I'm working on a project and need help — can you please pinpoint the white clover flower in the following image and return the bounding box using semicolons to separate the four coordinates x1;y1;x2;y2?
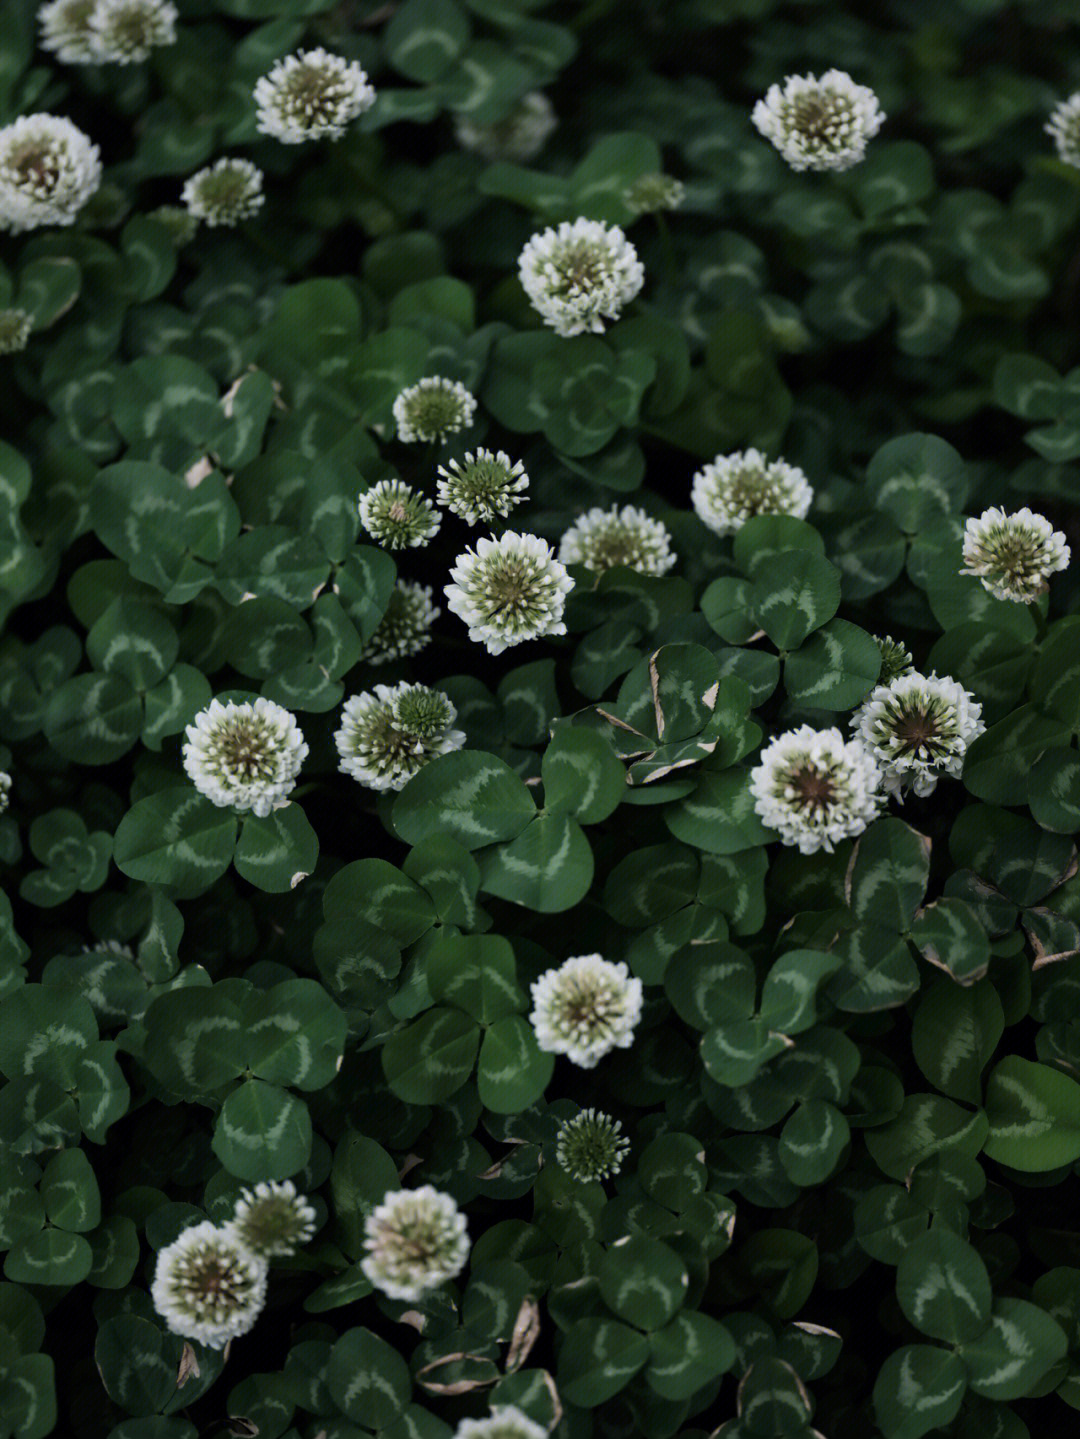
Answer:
529;955;643;1069
151;1220;268;1351
752;70;885;172
873;634;915;684
960;506;1070;604
86;0;177;63
555;1109;630;1182
622;172;685;215
690;448;813;537
181;158;264;227
445;531;574;655
392;377;477;444
518;218;644;338
182;697;308;818
361;1185;470;1302
0;115;102;233
358;479;441;549
454;91;557;163
558;504;676;576
1047;93;1080;168
226;1180;317;1258
335;683;466;792
0;772;10;813
435;448;529;526
852;671;985;799
254;48;376;144
453;1408;549;1439
360;580;440;665
0;310;33;355
38;0;99;62
750;725;884;855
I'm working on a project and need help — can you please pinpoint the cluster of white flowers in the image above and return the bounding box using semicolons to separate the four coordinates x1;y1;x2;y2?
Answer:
335;683;466;792
360;580;440;665
39;0;177;65
0;114;102;233
518;218;644;337
530;954;643;1069
436;449;530;525
752;69;885;171
691;448;813;537
750;725;883;854
182;697;308;818
960;506;1070;603
181;158;264;228
452;1409;549;1439
358;479;441;549
0;772;10;814
1047;92;1080;168
361;1186;470;1302
254;48;376;143
558;504;677;576
152;1182;315;1350
393;377;477;444
445;531;574;655
852;671;985;798
454;91;557;163
0;311;33;355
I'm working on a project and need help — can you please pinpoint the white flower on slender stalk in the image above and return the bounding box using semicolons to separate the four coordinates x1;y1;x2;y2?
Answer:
691;448;813;537
752;70;885;172
454;91;557;163
558;504;676;576
38;0;99;62
254;48;376;144
555;1109;630;1182
0;310;33;354
392;377;477;444
435;449;529;526
86;0;177;63
0;115;102;233
361;1186;470;1302
852;671;985;799
750;725;883;855
181;158;264;227
0;772;10;813
453;1408;550;1439
529;955;643;1069
335;683;466;792
622;172;685;215
226;1180;317;1259
360;580;440;665
518;218;644;337
151;1220;268;1351
960;506;1070;604
1047;93;1080;168
182;697;307;818
358;479;441;549
445;531;574;655
873;634;915;684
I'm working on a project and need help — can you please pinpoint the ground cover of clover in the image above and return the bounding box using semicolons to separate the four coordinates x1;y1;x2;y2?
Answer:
4;1;1080;1438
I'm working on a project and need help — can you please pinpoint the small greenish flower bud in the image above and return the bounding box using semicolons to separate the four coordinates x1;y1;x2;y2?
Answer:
182;158;264;228
0;310;33;354
556;1109;630;1181
873;635;914;684
622;172;685;215
360;580;439;665
227;1180;317;1258
436;449;529;526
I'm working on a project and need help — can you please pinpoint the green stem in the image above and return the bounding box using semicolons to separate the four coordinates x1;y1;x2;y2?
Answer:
654;212;677;290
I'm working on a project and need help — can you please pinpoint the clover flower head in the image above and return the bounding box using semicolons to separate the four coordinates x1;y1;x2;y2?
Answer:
445;531;574;655
960;506;1070;603
454;91;557;163
0;114;102;233
1047;92;1080;168
149;204;199;244
87;0;177;63
254;48;376;143
873;634;915;684
182;697;307;818
335;683;465;792
392;377;477;444
852;671;985;799
361;1185;470;1302
358;479;441;549
181;158;264;227
556;1109;630;1182
452;1407;550;1439
151;1220;268;1350
436;448;529;525
0;310;33;355
558;504;676;576
752;69;885;172
518;217;644;337
0;772;10;813
360;580;440;665
226;1179;317;1258
38;0;99;62
750;725;884;854
529;955;643;1069
691;448;813;537
622;172;685;215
